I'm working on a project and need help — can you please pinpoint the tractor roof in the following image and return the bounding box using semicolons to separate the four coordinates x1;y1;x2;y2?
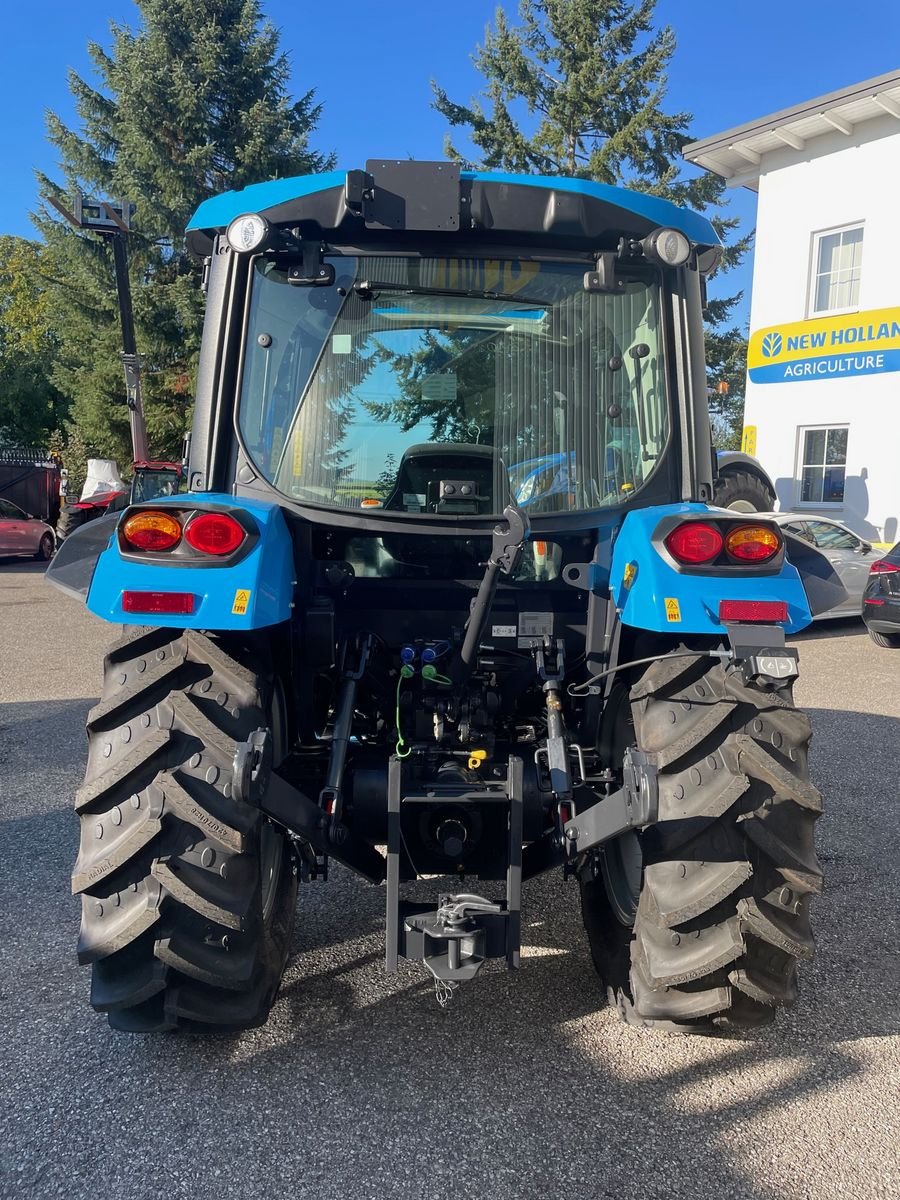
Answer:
186;166;718;257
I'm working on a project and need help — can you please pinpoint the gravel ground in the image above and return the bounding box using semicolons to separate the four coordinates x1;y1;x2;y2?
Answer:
0;561;897;1200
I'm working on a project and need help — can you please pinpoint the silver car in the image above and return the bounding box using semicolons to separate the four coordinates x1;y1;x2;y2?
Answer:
0;498;56;561
771;512;882;618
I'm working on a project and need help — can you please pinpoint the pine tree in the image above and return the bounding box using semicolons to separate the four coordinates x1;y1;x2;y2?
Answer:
432;0;750;441
34;0;332;464
0;237;65;446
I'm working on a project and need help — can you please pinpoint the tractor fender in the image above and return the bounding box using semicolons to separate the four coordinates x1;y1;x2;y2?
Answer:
609;503;814;635
46;494;294;630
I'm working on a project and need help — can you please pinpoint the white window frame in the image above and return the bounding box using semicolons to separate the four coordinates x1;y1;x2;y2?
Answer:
807;223;864;318
795;424;849;509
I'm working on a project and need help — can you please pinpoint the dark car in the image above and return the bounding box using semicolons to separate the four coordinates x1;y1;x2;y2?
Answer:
862;542;900;647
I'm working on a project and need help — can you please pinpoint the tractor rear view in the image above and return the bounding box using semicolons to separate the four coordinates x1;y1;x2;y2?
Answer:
49;163;822;1034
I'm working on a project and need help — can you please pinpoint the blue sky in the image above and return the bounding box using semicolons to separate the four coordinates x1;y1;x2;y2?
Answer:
2;0;899;327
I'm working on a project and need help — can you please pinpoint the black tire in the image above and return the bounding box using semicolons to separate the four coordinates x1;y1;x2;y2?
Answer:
72;627;298;1032
867;627;900;648
34;532;54;561
712;469;776;513
56;504;95;543
580;648;822;1032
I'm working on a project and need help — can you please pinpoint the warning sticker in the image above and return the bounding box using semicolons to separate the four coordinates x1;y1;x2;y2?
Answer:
664;597;681;623
232;589;252;616
491;624;517;638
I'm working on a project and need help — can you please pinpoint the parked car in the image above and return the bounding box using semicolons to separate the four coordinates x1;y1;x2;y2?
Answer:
862;541;900;647
768;513;882;619
0;498;56;560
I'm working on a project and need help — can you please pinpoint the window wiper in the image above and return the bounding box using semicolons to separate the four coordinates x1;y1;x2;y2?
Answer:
353;279;553;306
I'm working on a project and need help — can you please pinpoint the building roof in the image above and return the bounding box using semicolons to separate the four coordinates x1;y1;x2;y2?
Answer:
684;69;900;190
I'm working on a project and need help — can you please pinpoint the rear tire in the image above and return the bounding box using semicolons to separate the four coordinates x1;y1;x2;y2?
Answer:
867;628;900;648
580;648;822;1033
72;627;298;1032
712;469;775;513
56;504;95;543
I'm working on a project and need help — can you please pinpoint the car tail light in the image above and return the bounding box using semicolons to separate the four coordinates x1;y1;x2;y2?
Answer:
869;560;900;575
121;510;182;551
183;512;245;556
122;590;195;615
719;600;788;623
724;524;781;563
665;522;724;564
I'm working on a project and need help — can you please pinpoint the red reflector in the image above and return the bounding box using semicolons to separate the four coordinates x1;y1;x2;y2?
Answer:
122;591;195;615
719;600;788;623
869;560;900;574
665;522;724;564
184;512;245;556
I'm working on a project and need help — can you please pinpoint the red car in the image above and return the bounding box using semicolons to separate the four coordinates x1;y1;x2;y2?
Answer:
0;498;56;560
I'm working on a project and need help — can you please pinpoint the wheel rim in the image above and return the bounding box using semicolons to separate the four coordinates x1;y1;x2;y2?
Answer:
260;678;287;923
259;819;282;922
41;535;52;557
600;831;643;926
725;499;757;513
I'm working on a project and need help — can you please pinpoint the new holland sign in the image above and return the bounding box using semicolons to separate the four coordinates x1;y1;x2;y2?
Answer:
748;306;900;384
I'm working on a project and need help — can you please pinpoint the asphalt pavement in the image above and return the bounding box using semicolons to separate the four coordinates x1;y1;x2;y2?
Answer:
0;561;898;1200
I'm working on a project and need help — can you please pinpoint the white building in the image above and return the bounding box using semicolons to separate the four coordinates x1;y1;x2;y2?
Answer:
685;70;900;545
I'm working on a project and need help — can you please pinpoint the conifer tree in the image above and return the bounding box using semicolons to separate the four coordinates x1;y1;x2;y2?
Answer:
433;0;750;437
0;236;65;446
34;0;332;464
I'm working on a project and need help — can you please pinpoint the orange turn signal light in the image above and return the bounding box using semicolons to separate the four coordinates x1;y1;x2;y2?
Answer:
121;510;182;552
724;524;781;563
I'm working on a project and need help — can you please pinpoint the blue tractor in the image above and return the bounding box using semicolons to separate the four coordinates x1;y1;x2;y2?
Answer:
50;163;822;1034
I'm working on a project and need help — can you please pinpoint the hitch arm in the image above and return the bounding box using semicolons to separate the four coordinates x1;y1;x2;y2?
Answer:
522;748;658;879
453;503;529;686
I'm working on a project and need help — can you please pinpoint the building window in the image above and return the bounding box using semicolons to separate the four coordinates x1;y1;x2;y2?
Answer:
797;426;847;504
808;224;863;315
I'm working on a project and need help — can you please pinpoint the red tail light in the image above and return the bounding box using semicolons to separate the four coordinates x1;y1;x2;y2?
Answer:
869;559;900;575
122;591;195;615
183;512;245;556
665;522;724;564
719;600;788;623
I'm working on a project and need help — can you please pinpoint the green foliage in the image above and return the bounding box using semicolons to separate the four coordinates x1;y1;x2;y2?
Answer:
374;452;398;499
433;0;752;445
35;0;332;466
705;324;748;450
48;424;91;498
0;237;66;446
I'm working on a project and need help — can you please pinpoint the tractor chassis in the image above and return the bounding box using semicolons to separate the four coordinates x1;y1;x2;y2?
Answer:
236;725;661;988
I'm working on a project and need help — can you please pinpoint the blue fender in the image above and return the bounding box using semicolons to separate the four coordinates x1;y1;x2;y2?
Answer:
609;503;813;635
83;494;294;630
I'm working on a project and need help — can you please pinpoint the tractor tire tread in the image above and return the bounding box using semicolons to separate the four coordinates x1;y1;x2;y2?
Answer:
73;628;297;1032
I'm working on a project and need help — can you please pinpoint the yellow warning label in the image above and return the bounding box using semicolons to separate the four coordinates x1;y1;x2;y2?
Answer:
664;597;681;623
741;424;758;456
232;589;252;616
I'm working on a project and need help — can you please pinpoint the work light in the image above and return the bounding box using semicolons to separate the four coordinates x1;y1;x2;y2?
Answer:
226;212;271;253
642;226;691;267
